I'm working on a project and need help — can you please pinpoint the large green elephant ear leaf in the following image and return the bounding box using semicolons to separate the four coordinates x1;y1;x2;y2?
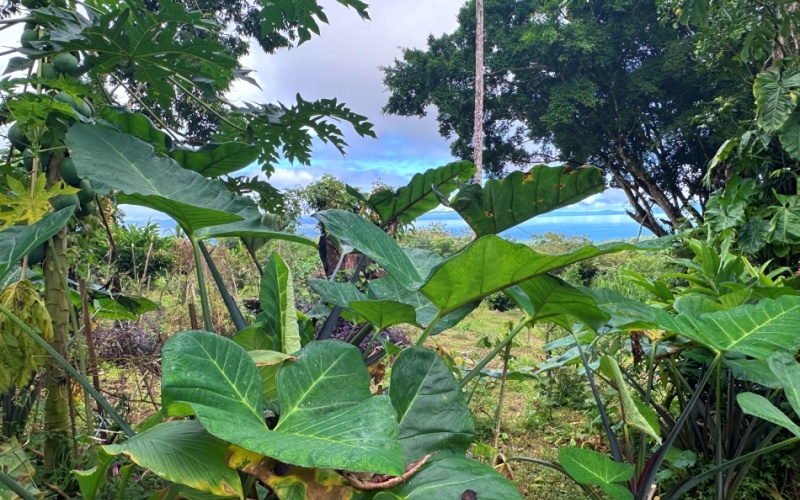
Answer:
389;347;475;464
0;207;74;282
449;164;605;237
658;295;800;359
98;106;174;154
558;447;634;500
506;274;610;330
314;210;425;289
259;253;301;354
170;142;259;178
103;420;243;498
365;161;475;226
373;458;524;500
161;331;404;476
421;236;674;316
65;123;310;246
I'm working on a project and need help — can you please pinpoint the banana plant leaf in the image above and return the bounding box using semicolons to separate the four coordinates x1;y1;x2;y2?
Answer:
360;161;475;226
65;123;310;245
103;420;243;498
0;207;74;282
449;164;605;237
161;331;405;476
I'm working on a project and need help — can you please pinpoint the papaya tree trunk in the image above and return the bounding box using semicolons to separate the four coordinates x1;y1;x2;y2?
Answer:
42;154;72;475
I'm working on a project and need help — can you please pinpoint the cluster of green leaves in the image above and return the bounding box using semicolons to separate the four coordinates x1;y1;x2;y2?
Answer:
530;238;800;499
382;0;727;236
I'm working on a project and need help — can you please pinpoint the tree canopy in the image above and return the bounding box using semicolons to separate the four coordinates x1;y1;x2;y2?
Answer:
382;0;733;236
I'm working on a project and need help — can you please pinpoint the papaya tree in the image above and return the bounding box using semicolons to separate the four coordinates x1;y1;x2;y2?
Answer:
0;0;380;478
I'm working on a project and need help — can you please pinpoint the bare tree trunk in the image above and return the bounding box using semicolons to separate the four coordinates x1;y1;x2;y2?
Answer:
43;154;72;475
473;0;485;185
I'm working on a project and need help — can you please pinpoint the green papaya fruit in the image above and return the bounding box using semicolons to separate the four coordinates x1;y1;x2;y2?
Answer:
77;178;94;204
59;157;80;185
40;63;57;80
27;243;46;265
77;200;96;218
8;124;30;151
22;150;34;171
20;29;38;49
53;53;78;75
51;193;79;211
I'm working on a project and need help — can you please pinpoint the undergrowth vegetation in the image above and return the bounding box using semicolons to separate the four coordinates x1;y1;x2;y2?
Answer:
1;0;800;499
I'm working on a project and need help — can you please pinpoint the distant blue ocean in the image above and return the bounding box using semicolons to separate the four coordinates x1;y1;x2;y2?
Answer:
297;210;653;242
129;208;653;243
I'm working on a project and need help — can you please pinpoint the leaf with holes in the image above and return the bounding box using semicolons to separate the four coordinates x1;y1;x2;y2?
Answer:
365;161;475;226
449;165;604;237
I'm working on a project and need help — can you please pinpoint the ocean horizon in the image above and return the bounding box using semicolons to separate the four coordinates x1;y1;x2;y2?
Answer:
125;207;654;243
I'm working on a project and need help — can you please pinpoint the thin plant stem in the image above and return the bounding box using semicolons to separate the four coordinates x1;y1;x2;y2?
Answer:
190;238;213;332
572;332;623;464
0;471;37;500
459;318;531;389
492;342;512;450
415;315;442;346
715;360;723;500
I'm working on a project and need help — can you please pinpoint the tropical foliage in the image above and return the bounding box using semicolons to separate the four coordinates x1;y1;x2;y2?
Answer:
1;0;800;498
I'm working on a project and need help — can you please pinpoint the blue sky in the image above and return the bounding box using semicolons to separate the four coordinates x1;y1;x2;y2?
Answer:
221;0;631;214
1;0;632;224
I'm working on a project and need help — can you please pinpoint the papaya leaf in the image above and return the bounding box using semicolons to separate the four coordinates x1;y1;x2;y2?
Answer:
389;347;475;464
373;457;523;500
260;253;301;355
366;161;475;225
161;332;404;475
0;207;73;282
449;164;604;237
737;393;800;437
103;420;243;498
